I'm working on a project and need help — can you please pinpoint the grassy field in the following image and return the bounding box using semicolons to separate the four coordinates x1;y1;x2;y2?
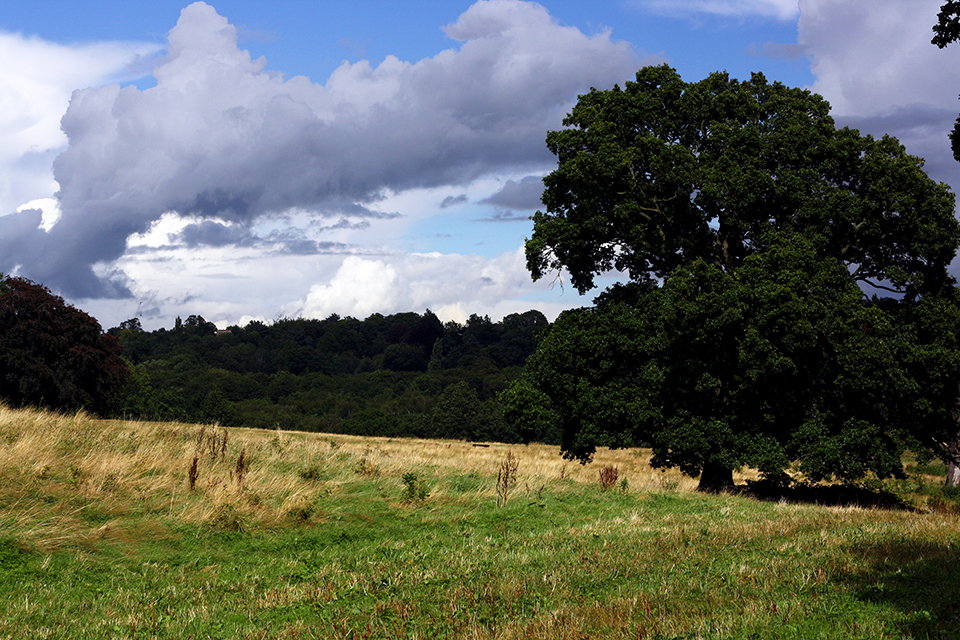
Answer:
1;405;959;639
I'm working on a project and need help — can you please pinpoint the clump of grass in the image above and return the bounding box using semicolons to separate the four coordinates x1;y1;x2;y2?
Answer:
282;494;316;522
497;451;519;507
234;446;247;490
598;465;619;490
188;455;199;492
299;462;325;481
99;472;120;493
355;448;379;476
909;461;948;476
206;503;245;532
524;481;545;502
927;495;960;514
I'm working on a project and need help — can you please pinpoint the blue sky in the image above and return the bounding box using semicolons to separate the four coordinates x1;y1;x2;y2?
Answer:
2;2;811;87
0;1;958;329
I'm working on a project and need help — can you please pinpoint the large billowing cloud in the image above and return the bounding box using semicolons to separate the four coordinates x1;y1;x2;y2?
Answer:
0;0;644;301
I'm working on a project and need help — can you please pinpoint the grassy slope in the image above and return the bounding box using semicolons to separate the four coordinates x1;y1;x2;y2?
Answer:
0;405;958;639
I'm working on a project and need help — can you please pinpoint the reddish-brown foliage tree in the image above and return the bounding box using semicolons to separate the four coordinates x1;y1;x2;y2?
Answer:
0;276;129;414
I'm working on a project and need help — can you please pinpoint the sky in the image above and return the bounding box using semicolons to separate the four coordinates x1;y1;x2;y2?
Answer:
1;0;959;330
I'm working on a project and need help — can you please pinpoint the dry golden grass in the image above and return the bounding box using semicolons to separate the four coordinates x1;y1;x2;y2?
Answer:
0;403;720;551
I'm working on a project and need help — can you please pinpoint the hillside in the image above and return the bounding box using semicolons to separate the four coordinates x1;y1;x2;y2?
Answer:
1;405;958;638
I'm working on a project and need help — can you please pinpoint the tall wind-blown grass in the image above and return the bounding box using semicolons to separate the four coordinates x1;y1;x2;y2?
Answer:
2;403;959;639
0;403;707;551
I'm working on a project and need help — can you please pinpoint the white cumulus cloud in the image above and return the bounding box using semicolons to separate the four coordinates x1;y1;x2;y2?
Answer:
286;248;537;322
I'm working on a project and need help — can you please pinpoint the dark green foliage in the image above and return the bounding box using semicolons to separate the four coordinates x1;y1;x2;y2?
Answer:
400;471;429;502
499;378;561;445
932;3;960;161
893;289;960;474
517;66;960;489
110;309;539;442
933;1;960;47
0;276;129;414
527;65;958;298
430;381;517;442
382;343;429;372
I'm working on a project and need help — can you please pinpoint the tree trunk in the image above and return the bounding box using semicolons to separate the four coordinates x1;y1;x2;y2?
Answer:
697;461;735;493
947;440;960;488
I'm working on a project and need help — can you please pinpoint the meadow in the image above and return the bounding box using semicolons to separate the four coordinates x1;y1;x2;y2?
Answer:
0;404;958;639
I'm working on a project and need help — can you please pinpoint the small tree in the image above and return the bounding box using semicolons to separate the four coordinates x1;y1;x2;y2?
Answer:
0;276;129;414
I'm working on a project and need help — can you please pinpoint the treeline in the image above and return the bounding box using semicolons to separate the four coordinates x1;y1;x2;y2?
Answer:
109;310;555;443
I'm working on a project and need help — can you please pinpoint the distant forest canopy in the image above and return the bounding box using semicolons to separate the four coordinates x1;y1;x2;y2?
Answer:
107;309;557;444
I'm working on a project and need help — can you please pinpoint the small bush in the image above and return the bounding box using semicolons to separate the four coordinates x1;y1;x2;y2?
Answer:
401;472;429;503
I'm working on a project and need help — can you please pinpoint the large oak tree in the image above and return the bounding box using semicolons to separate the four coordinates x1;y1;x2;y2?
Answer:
515;66;960;491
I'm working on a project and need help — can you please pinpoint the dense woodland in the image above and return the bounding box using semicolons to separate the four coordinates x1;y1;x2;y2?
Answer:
107;310;554;444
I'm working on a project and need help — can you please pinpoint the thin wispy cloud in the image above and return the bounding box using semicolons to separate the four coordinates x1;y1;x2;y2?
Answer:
747;41;808;60
631;0;799;21
474;210;530;223
479;176;544;210
439;194;469;209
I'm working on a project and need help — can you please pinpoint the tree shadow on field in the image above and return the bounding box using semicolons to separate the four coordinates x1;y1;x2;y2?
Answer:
833;539;960;639
744;478;915;510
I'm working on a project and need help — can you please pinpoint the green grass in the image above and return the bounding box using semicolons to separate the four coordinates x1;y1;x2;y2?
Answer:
1;406;960;639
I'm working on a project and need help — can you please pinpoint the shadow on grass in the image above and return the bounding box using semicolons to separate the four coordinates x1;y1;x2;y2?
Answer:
835;539;960;639
743;478;916;511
